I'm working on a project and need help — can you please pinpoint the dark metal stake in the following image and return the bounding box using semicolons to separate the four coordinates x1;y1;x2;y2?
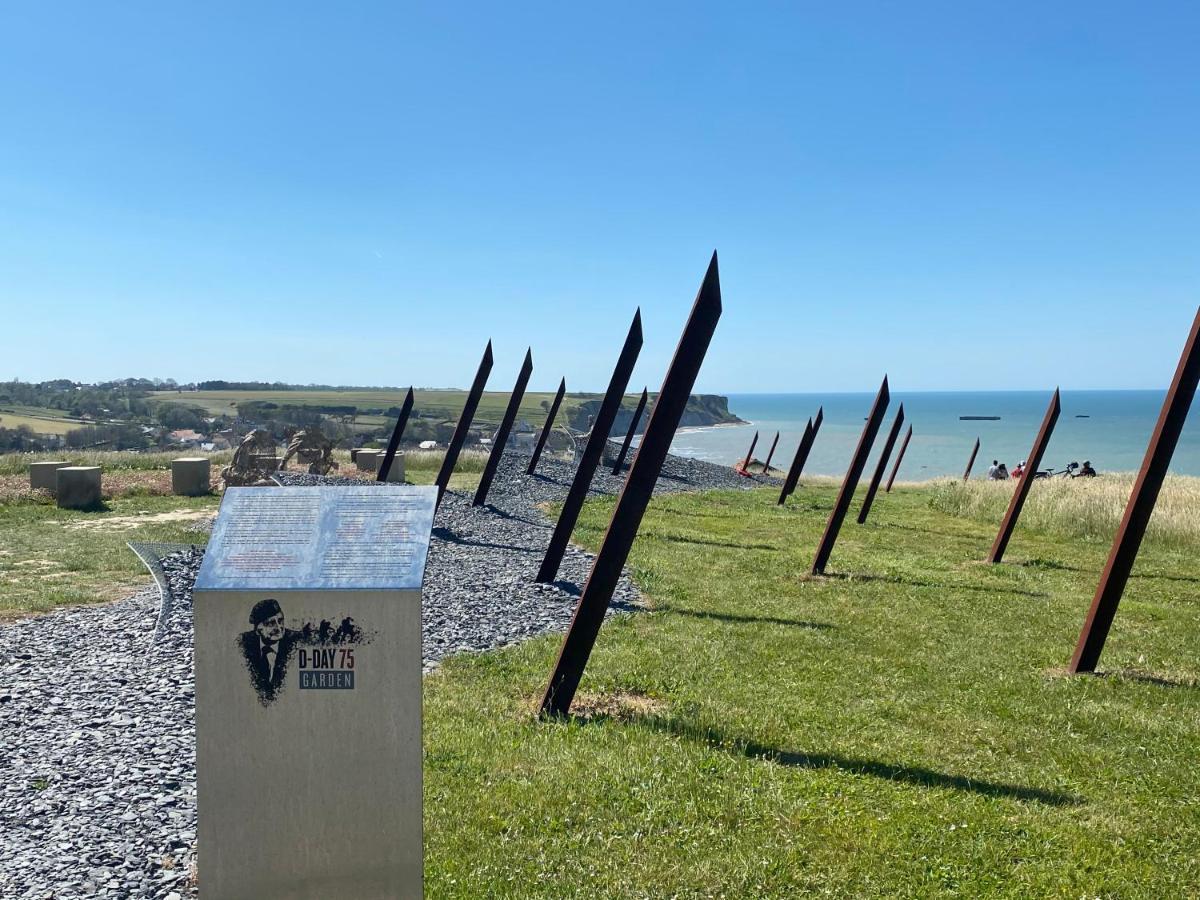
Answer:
376;387;413;483
612;387;649;475
434;341;494;506
739;431;759;475
885;424;913;493
1069;307;1200;673
761;431;780;474
987;389;1061;563
811;377;890;574
527;377;566;475
964;437;981;481
535;311;643;584
778;407;824;505
540;252;722;718
474;348;533;506
857;404;905;524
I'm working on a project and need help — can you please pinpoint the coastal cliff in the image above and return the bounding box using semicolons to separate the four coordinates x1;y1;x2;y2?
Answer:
566;393;744;435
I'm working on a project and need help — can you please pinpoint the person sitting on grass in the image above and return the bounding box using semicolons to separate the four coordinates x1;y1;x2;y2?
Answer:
1079;460;1097;477
1011;459;1026;479
994;462;1010;480
987;459;1000;479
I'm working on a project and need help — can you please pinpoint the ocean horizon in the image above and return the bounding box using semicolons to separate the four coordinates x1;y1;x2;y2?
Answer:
668;390;1200;480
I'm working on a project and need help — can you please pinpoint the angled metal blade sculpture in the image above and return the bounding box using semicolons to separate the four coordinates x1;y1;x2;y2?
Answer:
761;431;780;475
474;348;534;507
987;389;1061;563
540;252;722;717
527;377;566;475
739;431;759;475
779;407;823;504
434;341;493;506
964;437;981;481
535;311;643;584
857;404;905;524
612;387;649;475
376;387;414;483
1070;307;1200;673
811;377;889;574
885;424;913;493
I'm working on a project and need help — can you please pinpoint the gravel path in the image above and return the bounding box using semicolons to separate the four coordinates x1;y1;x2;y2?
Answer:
0;449;775;897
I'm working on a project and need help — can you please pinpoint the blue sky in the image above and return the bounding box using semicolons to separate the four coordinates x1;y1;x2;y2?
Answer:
1;2;1197;393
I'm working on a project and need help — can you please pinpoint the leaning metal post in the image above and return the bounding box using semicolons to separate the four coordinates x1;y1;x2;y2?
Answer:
811;377;890;574
535;311;643;584
474;348;534;507
761;431;780;474
527;377;566;475
1069;307;1200;673
885;424;913;493
857;404;905;524
434;341;494;506
540;252;722;718
779;407;824;504
963;437;981;481
987;389;1061;563
612;387;649;475
739;431;759;475
377;387;414;483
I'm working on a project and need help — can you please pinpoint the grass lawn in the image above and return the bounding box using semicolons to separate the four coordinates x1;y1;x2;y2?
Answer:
423;482;1200;897
0;493;220;616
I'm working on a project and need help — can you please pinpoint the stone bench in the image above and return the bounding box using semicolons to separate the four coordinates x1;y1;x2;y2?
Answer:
56;466;102;510
378;452;405;483
30;460;69;492
172;457;212;496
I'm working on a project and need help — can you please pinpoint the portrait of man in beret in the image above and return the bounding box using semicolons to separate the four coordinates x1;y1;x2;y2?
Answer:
238;598;300;706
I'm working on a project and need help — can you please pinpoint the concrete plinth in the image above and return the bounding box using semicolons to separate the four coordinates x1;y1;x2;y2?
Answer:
379;452;405;483
350;448;366;463
172;457;212;496
356;450;381;472
56;466;102;510
30;461;69;492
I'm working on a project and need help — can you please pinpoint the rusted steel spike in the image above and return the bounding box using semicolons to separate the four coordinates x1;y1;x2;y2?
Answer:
376;386;414;482
739;431;759;475
474;348;534;507
778;419;812;505
987;389;1061;563
761;431;780;474
811;377;890;574
540;252;722;718
784;407;823;501
612;387;649;475
535;311;643;584
527;377;566;475
963;437;981;481
1070;307;1200;673
857;404;905;524
885;424;913;493
434;341;494;506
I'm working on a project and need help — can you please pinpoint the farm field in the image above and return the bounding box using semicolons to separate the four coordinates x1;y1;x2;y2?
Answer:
0;409;90;435
152;388;646;428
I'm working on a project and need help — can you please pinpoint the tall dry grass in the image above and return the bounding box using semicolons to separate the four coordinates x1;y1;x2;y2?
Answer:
928;474;1200;550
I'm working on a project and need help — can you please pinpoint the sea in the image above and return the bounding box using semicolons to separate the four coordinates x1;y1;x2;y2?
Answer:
668;391;1200;480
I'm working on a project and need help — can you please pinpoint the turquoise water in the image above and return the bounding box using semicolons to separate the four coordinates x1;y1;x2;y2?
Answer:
669;391;1200;480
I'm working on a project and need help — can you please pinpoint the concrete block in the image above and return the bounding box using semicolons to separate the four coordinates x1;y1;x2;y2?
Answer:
172;457;212;496
30;461;69;492
56;466;102;510
380;452;405;482
356;450;381;473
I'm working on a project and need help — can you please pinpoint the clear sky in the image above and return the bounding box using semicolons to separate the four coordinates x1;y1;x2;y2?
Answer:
1;2;1197;394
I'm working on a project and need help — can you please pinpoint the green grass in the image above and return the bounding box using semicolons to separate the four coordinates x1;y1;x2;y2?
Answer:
423;482;1200;897
0;492;219;616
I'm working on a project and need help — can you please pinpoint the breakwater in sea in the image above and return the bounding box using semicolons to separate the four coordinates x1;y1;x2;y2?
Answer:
670;391;1200;480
